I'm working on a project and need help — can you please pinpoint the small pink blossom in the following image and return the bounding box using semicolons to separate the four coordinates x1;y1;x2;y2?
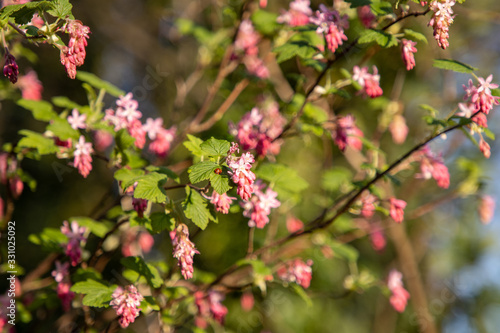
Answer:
16;70;42;100
9;176;23;199
93;130;113;151
277;0;312;27
332;114;364;152
170;224;199;279
389;114;409;144
60;20;90;79
357;5;376;28
148;126;176;158
463;75;500;115
309;4;349;53
61;220;87;266
286;215;304;233
3;51;18;84
389;197;406;224
277;258;313;289
51;260;70;283
67;109;87;130
57;281;75;311
479;137;491;159
210;192;236;214
122;228;154;257
227;149;256;201
401;39;417;71
110;285;143;328
478;195;495;225
143;117;164;140
360;192;377;218
128;119;147;149
352;65;383;98
241;291;254;312
242;182;280;229
132;198;148;218
194;291;228;328
370;226;386;252
234;20;269;78
415;146;450;189
72;135;93;178
387;270;410;312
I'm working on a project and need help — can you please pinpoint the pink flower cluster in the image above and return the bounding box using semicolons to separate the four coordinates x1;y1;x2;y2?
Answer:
310;4;349;53
72;135;93;178
277;0;312;26
122;228;154;257
415;146;450;189
387;270;410;312
16;70;43;100
231;102;286;157
51;261;75;311
389;197;406;224
3;51;19;84
428;0;455;49
209;192;236;214
194;291;228;329
234;20;269;79
110;285;143;328
389;114;409;144
241;181;280;229
60;20;90;79
0;153;24;200
227;144;256;201
478;195;495;225
60;220;87;266
170;224;199;279
332;114;364;152
357;5;376;28
360;192;377;218
143;117;176;158
276;258;313;289
401;39;417;71
352;65;383;98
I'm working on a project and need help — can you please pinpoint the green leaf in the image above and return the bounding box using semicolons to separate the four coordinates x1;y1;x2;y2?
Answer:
403;29;428;44
133;172;168;204
47;0;73;18
115;129;135;151
17;130;58;155
17;99;58;122
322;167;352;192
51;96;84;110
0;2;54;25
256;164;308;198
200;137;230;157
483;128;495;140
25;25;39;37
141;296;160;311
145;166;180;183
345;0;372;7
291;284;313;306
150;212;172;233
70;217;113;238
183;186;213;230
358;29;398;48
28;227;66;252
188;161;219;184
120;257;163;289
71;280;114;308
274;41;319;63
46;117;80;140
114;168;145;189
75;71;125;97
184;134;205;157
251;10;279;35
210;172;231;195
433;59;478;73
370;1;393;15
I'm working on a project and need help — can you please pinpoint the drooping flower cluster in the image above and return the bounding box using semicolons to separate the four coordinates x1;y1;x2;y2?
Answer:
241;181;280;229
428;0;455;49
122;228;155;257
231;101;286;157
143;117;176;158
331;114;364;152
194;291;228;329
170;223;199;280
60;220;87;266
352;65;383;98
401;39;417;71
209;192;236;214
16;69;43;100
51;260;75;311
387;270;410;313
277;0;312;26
389;197;406;224
234;20;269;79
478;195;495;225
72;135;93;178
3;51;19;84
60;19;90;79
0;153;24;200
415;146;450;189
276;258;313;289
357;5;376;28
110;285;143;328
309;4;349;53
226;143;256;201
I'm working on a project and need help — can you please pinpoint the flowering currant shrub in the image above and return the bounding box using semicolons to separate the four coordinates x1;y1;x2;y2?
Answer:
0;0;498;332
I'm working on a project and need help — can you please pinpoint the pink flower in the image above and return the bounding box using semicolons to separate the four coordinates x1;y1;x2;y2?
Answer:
61;220;87;266
93;130;113;151
332;114;364;152
387;270;410;312
132;198;148;218
277;258;313;289
3;51;18;84
389;114;409;144
360;192;377;218
479;137;491;159
234;20;269;78
110;285;143;328
227;149;256;201
57;281;75;311
478;195;495;225
170;224;199;279
352;65;383;98
277;0;312;27
116;93;142;122
60;20;90;79
357;5;376;28
309;4;349;53
127;119;147;149
241;292;254;312
428;0;455;49
210;192;236;214
72;135;93;178
194;291;228;328
9;176;23;199
416;146;450;189
401;39;417;71
286;215;304;233
242;182;280;229
143;117;164;140
67;109;87;130
51;260;70;283
148;126;176;158
389;197;406;223
16;70;43;100
122;228;154;257
463;75;500;115
370;226;386;252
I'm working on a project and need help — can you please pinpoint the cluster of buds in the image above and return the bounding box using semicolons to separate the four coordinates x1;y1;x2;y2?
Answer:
331;114;364;152
194;291;228;328
110;285;143;328
428;0;455;49
389;197;407;224
387;270;410;312
208;192;236;215
60;220;87;266
309;4;349;53
230;100;286;157
226;143;256;201
415;146;450;189
234;20;269;79
241;181;281;229
276;258;313;289
72;135;94;178
401;39;418;71
170;223;199;279
352;65;383;98
0;153;24;201
51;261;75;311
60;19;90;79
3;50;18;84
